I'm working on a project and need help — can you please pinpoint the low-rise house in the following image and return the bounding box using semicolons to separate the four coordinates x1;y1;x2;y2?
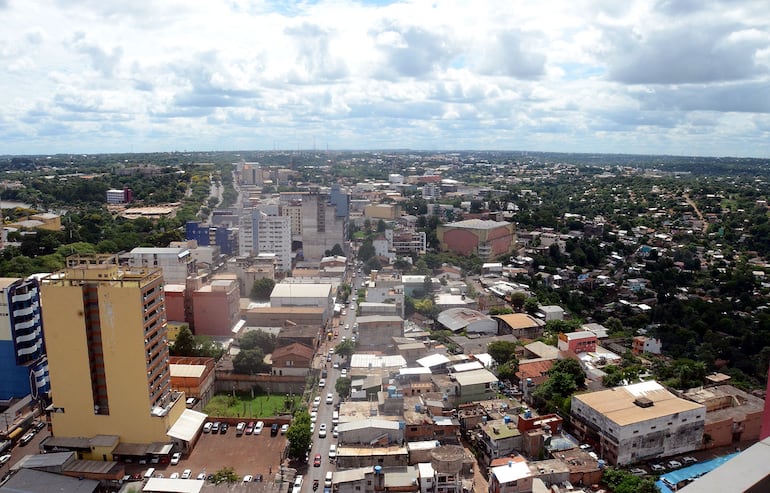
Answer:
682;385;765;449
488;456;534;493
479;417;522;464
270;342;314;377
335;445;409;469
494;314;545;339
631;335;662;355
557;331;597;354
338;419;403;446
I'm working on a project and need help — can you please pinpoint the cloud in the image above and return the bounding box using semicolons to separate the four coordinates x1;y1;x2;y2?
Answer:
473;29;546;80
370;22;459;79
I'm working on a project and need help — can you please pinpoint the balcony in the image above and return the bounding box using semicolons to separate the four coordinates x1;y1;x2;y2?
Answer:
12;290;35;303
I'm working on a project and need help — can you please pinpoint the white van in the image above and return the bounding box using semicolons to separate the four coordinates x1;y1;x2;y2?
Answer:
324;471;333;488
332;411;339;425
144;468;156;479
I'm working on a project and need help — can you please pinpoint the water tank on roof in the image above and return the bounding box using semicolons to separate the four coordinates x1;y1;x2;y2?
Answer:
415;404;422;413
598;460;606;469
524;409;532;419
388;386;396;397
482;416;487;424
374;466;382;474
504;415;511;424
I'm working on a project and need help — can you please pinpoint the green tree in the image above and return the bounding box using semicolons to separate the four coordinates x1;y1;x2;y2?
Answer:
240;329;277;353
171;326;195;356
524;297;540;314
330;243;345;257
211;467;239;484
335;377;352;398
232;348;268;374
377;219;387;232
550;358;586;388
488;340;519;366
250;278;276;301
497;361;518;382
194;335;224;359
358;239;375;262
286;410;312;460
510;292;527;311
335;339;357;360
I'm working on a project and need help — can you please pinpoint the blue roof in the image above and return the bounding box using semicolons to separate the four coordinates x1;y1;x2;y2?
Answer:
656;452;738;493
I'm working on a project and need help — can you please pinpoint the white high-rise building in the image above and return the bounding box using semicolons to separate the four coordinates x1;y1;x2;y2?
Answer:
239;209;291;273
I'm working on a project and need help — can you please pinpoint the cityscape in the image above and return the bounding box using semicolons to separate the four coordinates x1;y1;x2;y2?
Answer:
0;150;768;493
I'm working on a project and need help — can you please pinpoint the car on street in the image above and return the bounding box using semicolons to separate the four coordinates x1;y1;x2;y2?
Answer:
326;354;332;362
332;426;339;438
0;454;11;466
682;456;698;465
319;423;327;438
203;422;213;433
328;348;334;355
310;411;318;423
341;369;347;378
333;362;339;369
326;393;334;404
181;469;192;479
329;444;337;460
170;452;181;465
197;472;207;480
170;472;180;479
319;378;326;388
344;324;349;330
281;424;289;434
313;396;321;408
667;460;682;469
313;453;322;467
310;423;315;434
255;421;265;435
19;432;35;446
650;463;666;472
243;475;253;482
629;468;647;476
34;422;46;432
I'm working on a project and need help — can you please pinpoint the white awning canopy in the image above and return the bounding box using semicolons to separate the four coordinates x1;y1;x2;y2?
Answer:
166;409;207;443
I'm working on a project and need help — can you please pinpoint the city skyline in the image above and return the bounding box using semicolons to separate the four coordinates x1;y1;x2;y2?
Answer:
2;0;770;158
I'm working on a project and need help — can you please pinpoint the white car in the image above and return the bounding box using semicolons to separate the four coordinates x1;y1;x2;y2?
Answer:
281;424;289;434
181;469;192;479
310;411;318;423
313;396;321;409
333;362;339;369
197;472;207;480
310;423;315;434
319;378;326;388
243;475;253;482
667;460;682;469
326;393;334;404
329;444;337;459
254;421;264;435
170;472;180;479
319;423;327;438
203;422;213;433
0;454;11;466
170;452;181;465
332;426;339;438
341;369;347;378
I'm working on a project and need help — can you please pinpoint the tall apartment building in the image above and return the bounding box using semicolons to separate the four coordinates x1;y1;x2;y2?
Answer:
238;209;292;272
124;247;196;284
0;277;49;400
279;190;348;262
40;255;186;444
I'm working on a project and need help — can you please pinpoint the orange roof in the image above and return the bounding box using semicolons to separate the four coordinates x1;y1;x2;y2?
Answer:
272;342;314;360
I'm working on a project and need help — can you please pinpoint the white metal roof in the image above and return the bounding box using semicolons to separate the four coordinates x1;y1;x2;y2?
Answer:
166;409;207;443
271;283;332;298
416;353;450;368
491;460;533;483
143;478;205;493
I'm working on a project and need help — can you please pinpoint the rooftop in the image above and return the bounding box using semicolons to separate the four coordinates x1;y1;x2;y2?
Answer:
494;313;545;330
271;283;332;298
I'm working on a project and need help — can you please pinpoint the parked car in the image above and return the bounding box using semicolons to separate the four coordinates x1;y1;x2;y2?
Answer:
310;411;318;423
319;423;327;438
19;432;35;446
170;452;181;465
667;460;682;469
211;422;220;433
629;468;647;476
245;422;255;435
243;475;253;482
326;393;334;404
328;444;337;460
169;472;180;479
203;422;213;433
319;378;326;388
281;424;289;434
682;456;698;465
270;423;279;436
220;423;228;434
341;369;347;378
650;463;666;472
0;454;11;466
197;472;207;480
332;426;339;438
255;421;265;435
236;422;246;435
313;453;322;467
181;469;192;479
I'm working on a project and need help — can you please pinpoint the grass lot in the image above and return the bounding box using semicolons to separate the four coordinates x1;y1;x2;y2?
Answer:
203;393;302;418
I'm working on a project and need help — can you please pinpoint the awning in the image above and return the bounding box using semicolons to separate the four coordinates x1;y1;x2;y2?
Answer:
167;408;207;443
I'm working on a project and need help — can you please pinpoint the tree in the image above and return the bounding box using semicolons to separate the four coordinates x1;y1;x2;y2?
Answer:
240;329;277;353
335;339;357;360
171;326;195;356
211;467;239;484
232;348;268;374
250;278;275;301
330;243;344;257
377;219;387;232
510;292;527;311
286;410;312;460
497;361;518;382
550;358;586;388
488;340;519;366
358;239;375;262
524;297;540;314
335;377;351;398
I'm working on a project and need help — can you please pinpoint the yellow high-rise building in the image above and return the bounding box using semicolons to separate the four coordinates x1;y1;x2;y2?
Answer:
40;255;185;444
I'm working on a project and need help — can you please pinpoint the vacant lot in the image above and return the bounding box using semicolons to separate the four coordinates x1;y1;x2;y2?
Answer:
204;393;302;418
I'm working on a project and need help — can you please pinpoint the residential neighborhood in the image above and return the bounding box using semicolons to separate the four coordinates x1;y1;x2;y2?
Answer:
0;150;769;493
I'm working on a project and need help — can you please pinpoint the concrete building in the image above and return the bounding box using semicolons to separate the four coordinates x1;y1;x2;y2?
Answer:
488;456;534;493
280;190;348;262
191;277;241;337
39;255;187;445
682;385;765;449
557;331;597;354
365;204;400;220
124;247;195;285
106;187;132;204
450;369;499;404
437;219;516;260
337;419;403;445
270;283;334;324
335;445;408;469
571;381;705;465
0;277;49;400
386;229;427;255
536;305;564;322
631;335;662;355
355;315;404;353
494;314;545;339
479;417;523;464
238;209;292;273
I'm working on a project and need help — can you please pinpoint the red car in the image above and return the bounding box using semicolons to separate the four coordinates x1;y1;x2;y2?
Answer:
313;453;322;467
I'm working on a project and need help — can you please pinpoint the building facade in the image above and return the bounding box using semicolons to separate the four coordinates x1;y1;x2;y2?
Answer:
40;255;186;444
437;219;516;260
571;381;705;465
124;247;195;285
0;277;49;400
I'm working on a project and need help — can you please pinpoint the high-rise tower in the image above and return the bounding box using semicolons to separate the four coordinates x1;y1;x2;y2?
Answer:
40;255;185;444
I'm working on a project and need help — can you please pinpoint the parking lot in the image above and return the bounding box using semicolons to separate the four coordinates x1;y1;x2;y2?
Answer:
127;423;289;481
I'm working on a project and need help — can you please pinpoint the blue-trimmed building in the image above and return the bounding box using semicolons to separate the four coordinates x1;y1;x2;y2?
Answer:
0;277;49;400
185;221;239;256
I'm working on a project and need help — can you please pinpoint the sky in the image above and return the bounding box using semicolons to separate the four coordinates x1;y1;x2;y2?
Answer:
2;0;770;158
